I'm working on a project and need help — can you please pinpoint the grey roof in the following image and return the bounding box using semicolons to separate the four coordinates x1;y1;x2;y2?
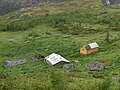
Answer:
84;45;91;50
84;42;99;50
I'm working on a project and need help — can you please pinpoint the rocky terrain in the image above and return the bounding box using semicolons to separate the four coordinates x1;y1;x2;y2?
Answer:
2;0;64;6
0;0;64;15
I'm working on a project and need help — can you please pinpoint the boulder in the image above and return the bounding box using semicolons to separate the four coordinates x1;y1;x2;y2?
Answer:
3;59;27;67
86;61;105;71
112;77;120;83
63;64;75;71
32;54;45;60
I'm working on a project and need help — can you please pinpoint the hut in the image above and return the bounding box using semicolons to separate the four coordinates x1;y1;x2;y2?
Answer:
80;42;99;55
45;53;70;66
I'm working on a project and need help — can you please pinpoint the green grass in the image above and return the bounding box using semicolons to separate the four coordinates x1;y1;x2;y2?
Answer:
0;25;119;89
0;0;120;90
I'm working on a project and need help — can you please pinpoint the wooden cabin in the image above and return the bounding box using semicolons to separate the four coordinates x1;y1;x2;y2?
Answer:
80;42;99;55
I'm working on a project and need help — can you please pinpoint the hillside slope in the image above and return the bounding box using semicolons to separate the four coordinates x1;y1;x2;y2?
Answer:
0;0;120;90
2;0;64;5
0;0;64;15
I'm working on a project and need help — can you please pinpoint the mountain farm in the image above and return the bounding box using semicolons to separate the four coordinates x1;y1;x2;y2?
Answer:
0;0;120;90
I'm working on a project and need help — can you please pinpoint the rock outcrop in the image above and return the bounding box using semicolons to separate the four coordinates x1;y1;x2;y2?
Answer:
0;0;64;15
86;61;105;71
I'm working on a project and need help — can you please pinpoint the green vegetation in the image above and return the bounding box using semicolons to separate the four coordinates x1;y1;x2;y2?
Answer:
0;0;120;90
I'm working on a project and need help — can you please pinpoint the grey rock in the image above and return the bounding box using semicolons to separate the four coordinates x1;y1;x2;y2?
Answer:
3;59;27;67
112;77;120;83
32;54;45;60
0;0;64;15
63;64;75;71
86;61;105;71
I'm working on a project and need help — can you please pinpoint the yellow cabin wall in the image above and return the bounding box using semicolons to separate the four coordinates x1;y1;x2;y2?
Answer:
80;47;99;55
80;47;88;55
87;48;99;54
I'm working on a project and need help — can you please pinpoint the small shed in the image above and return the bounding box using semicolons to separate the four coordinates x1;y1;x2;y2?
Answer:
80;42;99;55
45;53;70;66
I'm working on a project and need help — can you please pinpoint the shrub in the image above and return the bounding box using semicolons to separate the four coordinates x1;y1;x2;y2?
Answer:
24;31;39;42
97;78;112;90
50;69;68;90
